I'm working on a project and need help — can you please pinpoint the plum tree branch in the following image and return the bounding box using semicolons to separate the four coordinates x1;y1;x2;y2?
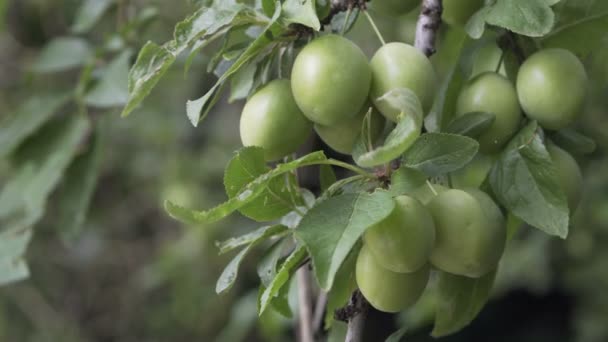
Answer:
297;267;314;342
415;0;443;56
337;290;369;342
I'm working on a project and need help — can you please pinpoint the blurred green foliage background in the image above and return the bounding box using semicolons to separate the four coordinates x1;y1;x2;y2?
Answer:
0;0;607;341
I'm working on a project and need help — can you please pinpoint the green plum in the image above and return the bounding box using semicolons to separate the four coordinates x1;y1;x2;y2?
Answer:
517;48;588;130
547;143;583;212
240;79;312;161
370;42;437;121
291;34;371;126
456;72;522;153
364;195;435;273
356;245;430;313
442;0;485;27
427;189;506;278
314;104;385;155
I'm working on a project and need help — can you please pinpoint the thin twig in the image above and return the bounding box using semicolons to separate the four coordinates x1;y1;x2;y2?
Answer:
297;267;314;342
414;0;443;57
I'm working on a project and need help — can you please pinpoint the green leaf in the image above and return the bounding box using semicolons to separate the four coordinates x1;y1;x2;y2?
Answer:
257;239;291;287
0;115;90;285
324;244;359;329
121;42;176;116
55;120;105;242
466;0;555;38
543;10;608;57
403;133;479;177
186;5;283;126
31;37;93;73
85;50;132;108
224;146;298;222
389;167;427;196
71;0;114;33
216;225;289;294
216;247;250;294
216;224;289;255
385;327;408;342
259;245;307;315
122;2;261;117
354;89;423;168
281;0;321;30
0;227;32;285
550;128;597;155
320;164;337;193
432;270;497;337
0;94;70;159
295;191;395;290
165;151;327;225
465;8;491;39
489;121;569;238
229;60;258;102
445;112;496;138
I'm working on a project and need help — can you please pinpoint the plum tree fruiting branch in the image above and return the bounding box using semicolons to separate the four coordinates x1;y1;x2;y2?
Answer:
415;0;443;56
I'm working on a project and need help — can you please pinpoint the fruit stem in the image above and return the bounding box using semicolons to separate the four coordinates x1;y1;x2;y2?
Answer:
319;159;376;179
426;180;438;196
495;49;505;74
341;7;353;35
363;11;386;46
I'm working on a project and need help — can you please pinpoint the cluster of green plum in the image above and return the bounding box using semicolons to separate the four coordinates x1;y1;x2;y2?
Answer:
239;33;436;160
356;45;587;312
357;185;504;312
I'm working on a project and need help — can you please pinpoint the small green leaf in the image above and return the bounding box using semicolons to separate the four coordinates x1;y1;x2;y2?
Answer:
543;10;608;56
550;128;597;155
445;112;496;138
489;121;569;238
0;94;70;159
465;7;491;39
0;227;32;285
432;270;497;337
0;115;90;285
403;133;479;177
466;0;555;38
354;89;423;168
122;2;260;117
320;164;337;192
259;245;307;315
71;0;114;33
229;61;258;103
295;191;395;290
122;42;176;116
216;224;288;255
389;167;427;196
281;0;321;30
186;5;283;126
31;37;93;73
165;151;327;225
85;49;132;108
217;247;250;294
216;225;289;294
224;147;299;221
385;327;408;342
56;120;105;242
324;244;359;329
257;239;291;287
